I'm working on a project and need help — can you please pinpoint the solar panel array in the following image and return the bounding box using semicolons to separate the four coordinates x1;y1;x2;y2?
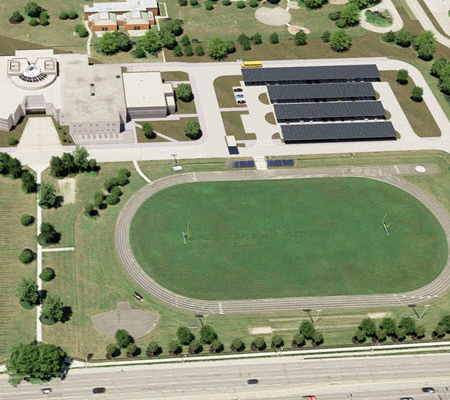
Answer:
267;159;295;167
227;160;255;168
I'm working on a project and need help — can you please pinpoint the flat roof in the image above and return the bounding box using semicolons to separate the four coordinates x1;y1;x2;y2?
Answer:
85;0;158;14
267;82;376;101
123;71;172;109
242;65;380;83
59;54;126;124
274;101;385;119
281;121;396;142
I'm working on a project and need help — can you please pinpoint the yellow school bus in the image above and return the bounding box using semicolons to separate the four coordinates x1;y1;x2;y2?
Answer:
241;61;262;68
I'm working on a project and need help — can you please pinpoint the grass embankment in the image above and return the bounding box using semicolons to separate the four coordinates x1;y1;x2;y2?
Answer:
130;177;447;300
221;111;256;140
0;176;36;361
381;71;441;137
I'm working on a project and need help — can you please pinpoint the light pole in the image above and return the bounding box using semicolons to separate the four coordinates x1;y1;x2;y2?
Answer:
171;153;178;164
408;304;420;319
303;308;313;323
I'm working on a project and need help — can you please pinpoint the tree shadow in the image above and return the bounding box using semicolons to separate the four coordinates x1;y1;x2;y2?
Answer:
61;306;72;323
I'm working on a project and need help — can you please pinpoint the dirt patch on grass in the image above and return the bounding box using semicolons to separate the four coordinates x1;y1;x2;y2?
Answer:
58;178;76;205
249;326;273;334
288;25;311;35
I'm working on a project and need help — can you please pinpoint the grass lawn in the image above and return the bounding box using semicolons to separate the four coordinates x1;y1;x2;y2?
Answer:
135;118;200;143
0;175;36;361
221;111;256;140
175;96;197;114
214;75;246;108
161;71;189;81
135;125;169;143
129;177;448;300
381;71;441;137
265;112;276;125
365;10;392;27
258;92;270;105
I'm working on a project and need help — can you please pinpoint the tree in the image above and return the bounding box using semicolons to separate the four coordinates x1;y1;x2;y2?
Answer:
104;177;119;192
414;31;436;60
39;11;49;26
147;341;160;356
439;75;450;95
434;323;446;338
354;329;366;343
68;10;78;19
38;223;60;246
321;31;331;42
223;0;231;5
168;340;180;354
236;0;246;8
299;321;315;339
106;344;117;357
269;32;279;44
207;36;228;60
380;317;397;335
50;156;64;177
94;191;104;208
328;11;339;20
330;29;352;51
179;0;188;5
210;339;223;353
200;325;217;344
141;30;162;54
272;334;284;348
21;171;37;193
39;268;55;282
61;152;75;175
293;332;305;347
411;86;423;101
396;29;412;47
84;203;94;216
312;331;324;345
161;30;178;50
75;24;88;37
396;68;409;84
111;186;122;198
205;0;214;9
0;152;12;175
180;35;190;46
304;0;326;8
249;0;259;6
173;45;183;57
29;18;38;26
16;278;39;305
439;315;450;332
430;57;447;77
59;11;69;19
253;33;262;44
96;32;130;55
399;317;416;335
231;338;244;351
132;44;146;58
126;343;137;357
341;3;360;26
163;19;183;36
190;0;198;5
359;318;376;337
177;326;194;344
177;84;193;102
253;336;266;350
41;294;64;322
189;340;202;353
142;122;155;139
8;157;22;178
238;33;251;50
106;193;120;205
225;40;235;53
195;45;204;56
6;343;65;383
294;30;307;46
184;45;193;56
117;168;130;186
21;214;34;226
184;120;201;139
376;327;387;342
73;146;90;171
115;329;132;348
395;327;406;341
18;249;34;264
414;324;425;339
383;30;396;42
11;11;24;23
24;2;41;17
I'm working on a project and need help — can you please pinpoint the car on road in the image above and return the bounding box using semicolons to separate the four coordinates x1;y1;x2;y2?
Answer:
41;388;52;394
235;94;244;98
233;88;243;92
303;396;317;400
247;379;259;384
400;397;414;400
93;387;106;394
237;100;246;104
422;387;435;393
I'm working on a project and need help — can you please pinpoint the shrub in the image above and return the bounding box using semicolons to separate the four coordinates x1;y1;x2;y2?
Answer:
11;10;24;23
396;29;412;47
336;19;347;28
207;36;228;59
415;324;425;339
312;331;324;345
106;344;117;357
411;86;423;101
68;10;78;19
272;334;284;348
179;0;188;5
176;83;193;101
293;332;305;347
252;336;266;350
184;120;201;139
328;11;339;20
104;177;119;191
7;136;18;146
321;31;331;42
223;0;231;5
147;341;160;356
39;11;49;26
24;2;41;17
225;40;235;53
195;45;205;56
106;193;120;205
330;29;352;51
132;44;146;58
21;214;34;226
177;326;194;344
434;323;446;338
118;168;131;178
189;340;202;353
249;0;259;6
75;24;88;38
40;268;55;282
269;32;279;44
414;30;436;60
236;0;246;7
383;30;396;42
396;68;409;84
180;35;190;46
117;173;130;186
238;33;251;50
110;186;122;198
253;33;262;44
19;249;34;264
376;327;387;342
231;338;244;352
184;45;194;56
305;0;326;9
168;340;180;354
294;30;307;45
430;57;447;77
115;329;132;348
126;343;138;357
173;45;183;57
190;0;199;5
205;0;214;9
210;339;223;353
59;11;69;19
29;18;39;26
142;122;155;139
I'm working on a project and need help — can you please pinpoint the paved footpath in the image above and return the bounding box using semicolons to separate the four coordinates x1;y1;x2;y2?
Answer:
115;165;450;314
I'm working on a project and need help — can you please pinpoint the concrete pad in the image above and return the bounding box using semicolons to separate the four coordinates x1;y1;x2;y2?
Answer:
91;302;159;339
255;7;291;26
17;116;62;151
58;178;76;205
249;326;273;334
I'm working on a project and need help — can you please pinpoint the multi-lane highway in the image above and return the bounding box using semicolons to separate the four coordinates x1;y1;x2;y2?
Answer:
1;353;450;400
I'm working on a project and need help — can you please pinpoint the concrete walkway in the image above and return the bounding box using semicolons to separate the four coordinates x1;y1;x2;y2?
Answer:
36;169;43;343
133;160;152;183
84;21;93;58
360;0;404;32
422;0;450;36
114;165;450;314
41;247;75;252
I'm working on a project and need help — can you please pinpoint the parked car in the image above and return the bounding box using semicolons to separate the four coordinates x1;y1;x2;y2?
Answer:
422;388;435;393
235;94;244;98
237;100;246;104
233;88;243;92
93;387;106;394
400;397;414;400
247;379;259;384
303;396;316;400
41;388;52;394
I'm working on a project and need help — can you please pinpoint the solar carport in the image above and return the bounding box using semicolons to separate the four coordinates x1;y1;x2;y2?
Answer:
274;101;385;123
242;64;381;86
267;82;376;104
281;121;397;143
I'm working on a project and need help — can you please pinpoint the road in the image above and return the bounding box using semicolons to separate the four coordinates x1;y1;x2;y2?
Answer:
1;353;450;400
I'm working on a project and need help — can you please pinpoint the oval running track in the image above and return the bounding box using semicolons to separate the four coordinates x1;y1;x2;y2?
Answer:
115;168;450;314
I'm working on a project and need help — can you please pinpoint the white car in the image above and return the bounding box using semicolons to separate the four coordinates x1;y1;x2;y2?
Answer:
41;388;52;394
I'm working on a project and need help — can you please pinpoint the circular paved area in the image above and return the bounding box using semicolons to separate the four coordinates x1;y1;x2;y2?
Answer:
115;168;450;314
91;302;159;338
255;7;291;26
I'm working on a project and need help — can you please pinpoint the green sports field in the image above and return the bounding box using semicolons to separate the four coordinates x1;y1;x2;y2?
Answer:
130;178;448;300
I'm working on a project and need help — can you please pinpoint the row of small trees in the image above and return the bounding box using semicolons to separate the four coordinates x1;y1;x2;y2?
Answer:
50;146;97;178
430;57;450;95
383;29;436;61
395;69;424;101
